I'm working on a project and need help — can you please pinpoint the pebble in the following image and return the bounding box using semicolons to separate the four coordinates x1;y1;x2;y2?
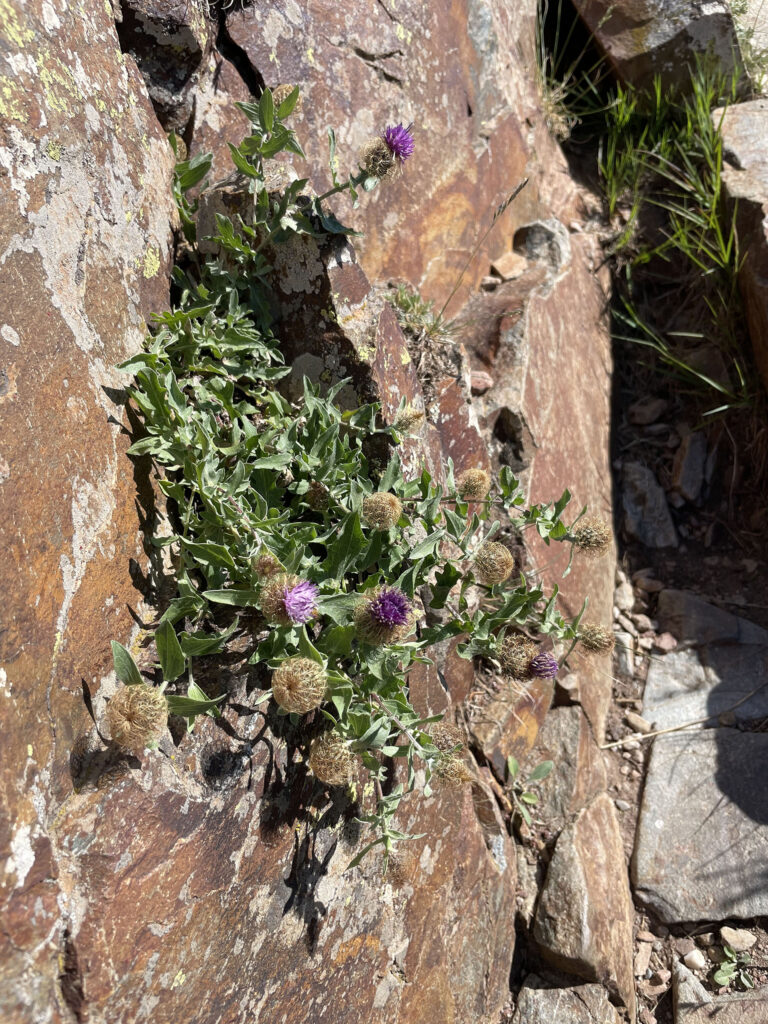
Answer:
638;636;654;651
623;739;641;750
620;765;631;776
651;969;671;985
630;613;657;632
628;396;669;425
683;949;707;970
635;575;664;593
615;580;635;612
696;932;716;947
635;942;653;976
626;711;653;734
720;926;756;952
617;613;638;636
673;937;696;956
614;630;635;676
615;799;631;812
653;632;678;652
470;370;494;394
636;930;656;943
639;1009;657;1024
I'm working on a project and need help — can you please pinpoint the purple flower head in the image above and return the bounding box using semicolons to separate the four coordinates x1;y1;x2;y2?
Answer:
382;123;415;163
283;580;318;625
368;586;411;627
529;652;559;679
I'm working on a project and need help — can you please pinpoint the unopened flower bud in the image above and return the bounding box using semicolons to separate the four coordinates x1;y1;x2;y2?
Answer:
578;623;616;656
393;406;426;433
474;542;515;585
106;684;167;751
309;732;354;786
354;586;414;646
272;83;302;114
530;652;559;678
434;753;474;785
571;516;612;558
361;492;402;530
272;658;326;714
306;480;330;511
252;551;282;578
456;468;491;501
500;634;537;678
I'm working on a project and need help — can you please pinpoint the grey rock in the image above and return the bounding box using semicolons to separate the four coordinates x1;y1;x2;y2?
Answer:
535;793;636;1015
622;462;678;548
615;579;635;612
674;960;768;1022
615;631;635;676
719;926;756;952
642;642;768;731
671;433;708;502
529;706;607;825
514;219;571;279
656;590;768;647
512;975;621;1023
628;396;668;425
634;730;768;922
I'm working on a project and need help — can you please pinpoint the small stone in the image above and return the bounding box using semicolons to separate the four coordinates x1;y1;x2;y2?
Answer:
631;613;656;632
623;740;640;750
626;711;653;734
636;929;656;943
720;926;756;952
696;932;716;947
617;613;638;636
636;576;664;593
480;275;500;291
653;632;678;652
490;250;527;281
628;396;668;425
639;1009;656;1024
615;799;631;812
655;925;669;938
638;636;654;651
615;580;635;612
673;937;696;956
470;370;494;394
652;969;671;985
671;432;707;502
620;765;631;776
683;948;707;970
635;941;653;976
614;631;635;676
622;462;679;548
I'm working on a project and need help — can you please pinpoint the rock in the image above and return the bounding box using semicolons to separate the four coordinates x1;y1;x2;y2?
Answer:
512;976;621;1024
528;706;607;826
615;579;635;612
642;641;768;731
640;1010;657;1024
715;100;768;392
615;631;635;676
615;799;631;812
634;730;768;922
654;631;678;652
636;576;665;593
719;926;756;952
674;937;697;957
656;590;768;647
622;462;679;548
628;396;668;425
469;677;555;779
534;793;636;1016
571;0;740;91
635;941;653;976
631;613;656;633
671;433;708;502
490;251;528;281
683;949;707;971
674;960;768;1022
637;930;657;943
470;370;495;394
625;712;652;734
617;612;638;636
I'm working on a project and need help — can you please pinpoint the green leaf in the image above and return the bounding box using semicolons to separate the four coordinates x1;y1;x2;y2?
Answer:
527;760;554;782
277;85;300;119
182;539;236;569
322;513;365;580
111;641;143;686
203;589;261;607
506;755;519;780
298;626;324;665
520;792;538;805
314;594;360;625
258;88;274;134
155;620;186;683
227;143;259;178
327;127;340;187
166;692;225;717
409;529;445;561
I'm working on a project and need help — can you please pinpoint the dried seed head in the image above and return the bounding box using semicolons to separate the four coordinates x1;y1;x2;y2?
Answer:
578;623;616;656
306;480;330;511
361;137;398;181
106;684;167;751
272;83;302;114
474;542;515;585
393;405;426;433
361;492;402;530
430;721;463;752
309;732;354;786
530;652;559;679
272;658;327;714
253;551;282;578
572;516;612;558
500;634;537;678
354;586;415;646
456;468;491;501
434;753;474;785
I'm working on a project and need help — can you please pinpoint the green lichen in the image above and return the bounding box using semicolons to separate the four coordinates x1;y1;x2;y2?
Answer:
0;0;34;48
141;247;161;279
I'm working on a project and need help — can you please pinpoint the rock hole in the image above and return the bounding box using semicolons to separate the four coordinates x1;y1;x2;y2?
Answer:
493;407;530;472
215;11;266;99
200;745;246;790
59;930;85;1023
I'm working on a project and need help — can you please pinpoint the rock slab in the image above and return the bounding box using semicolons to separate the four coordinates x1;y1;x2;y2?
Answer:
634;729;768;922
622;462;678;548
513;975;621;1023
534;793;636;1017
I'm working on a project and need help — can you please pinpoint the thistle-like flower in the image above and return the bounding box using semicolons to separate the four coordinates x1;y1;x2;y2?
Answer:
578;623;616;656
457;468;491;501
271;83;302;114
571;516;612;558
361;492;402;530
106;684;168;751
530;652;559;679
272;658;327;714
383;123;415;163
260;573;318;625
309;732;354;786
361;123;415;181
393;405;426;433
474;542;515;585
500;633;537;678
434;753;474;785
354;586;414;645
305;480;330;511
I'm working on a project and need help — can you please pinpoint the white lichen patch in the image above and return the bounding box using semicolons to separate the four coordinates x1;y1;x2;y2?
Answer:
5;823;35;889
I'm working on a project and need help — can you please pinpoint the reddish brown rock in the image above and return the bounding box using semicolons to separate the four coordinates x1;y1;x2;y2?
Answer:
534;793;636;1017
469;677;555;778
529;705;607;827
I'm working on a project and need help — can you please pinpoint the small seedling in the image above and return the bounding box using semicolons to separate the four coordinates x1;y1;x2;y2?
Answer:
712;944;754;990
506;756;554;826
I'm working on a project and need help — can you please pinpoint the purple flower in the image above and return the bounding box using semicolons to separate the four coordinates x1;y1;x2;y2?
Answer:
529;652;559;679
383;123;415;163
283;580;318;625
368;586;411;627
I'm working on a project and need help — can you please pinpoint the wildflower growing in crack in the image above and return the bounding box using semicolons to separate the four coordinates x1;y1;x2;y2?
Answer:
260;573;318;626
500;633;537;678
474;541;515;585
361;123;415;181
571;516;612;558
529;652;559;679
361;492;402;530
272;657;327;714
354;586;414;645
457;467;491;501
106;684;167;751
309;732;355;786
578;623;616;656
